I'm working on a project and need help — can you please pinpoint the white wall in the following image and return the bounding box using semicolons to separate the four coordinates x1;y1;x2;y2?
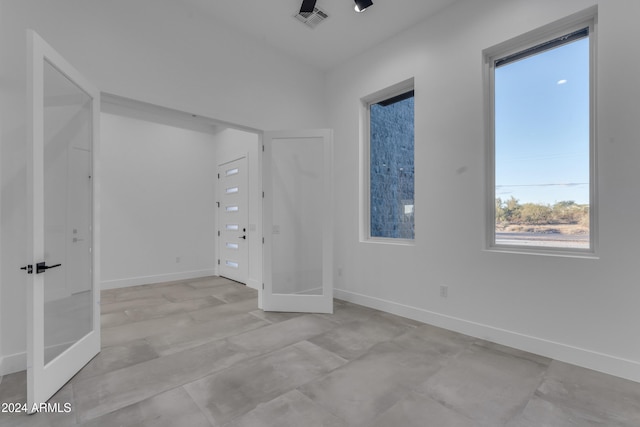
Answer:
1;0;327;131
101;112;218;289
0;0;327;374
328;0;640;382
214;129;262;290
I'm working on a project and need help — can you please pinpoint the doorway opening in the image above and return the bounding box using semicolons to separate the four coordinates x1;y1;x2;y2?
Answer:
100;94;263;292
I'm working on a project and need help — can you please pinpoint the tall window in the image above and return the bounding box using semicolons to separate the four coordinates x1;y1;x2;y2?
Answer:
487;19;595;253
368;88;415;240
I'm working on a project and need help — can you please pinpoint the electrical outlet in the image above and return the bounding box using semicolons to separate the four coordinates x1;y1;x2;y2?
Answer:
440;285;448;298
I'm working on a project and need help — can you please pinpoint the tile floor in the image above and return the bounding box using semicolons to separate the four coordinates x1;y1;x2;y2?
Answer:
1;276;639;426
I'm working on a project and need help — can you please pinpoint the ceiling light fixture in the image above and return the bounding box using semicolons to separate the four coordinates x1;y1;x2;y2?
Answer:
354;0;373;13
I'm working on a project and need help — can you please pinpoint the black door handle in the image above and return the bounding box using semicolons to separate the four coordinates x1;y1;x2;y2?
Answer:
36;262;62;274
239;235;246;240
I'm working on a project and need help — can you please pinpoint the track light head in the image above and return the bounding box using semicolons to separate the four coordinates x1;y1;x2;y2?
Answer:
354;0;373;12
300;0;317;14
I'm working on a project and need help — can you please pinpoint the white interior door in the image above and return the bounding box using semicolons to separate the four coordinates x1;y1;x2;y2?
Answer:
218;157;249;283
262;129;333;313
26;30;100;409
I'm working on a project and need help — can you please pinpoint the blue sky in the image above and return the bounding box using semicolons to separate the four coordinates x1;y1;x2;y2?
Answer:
495;37;590;205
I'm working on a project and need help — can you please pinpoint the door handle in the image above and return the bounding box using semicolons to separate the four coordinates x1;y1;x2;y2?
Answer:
20;264;33;274
239;235;246;240
36;262;62;274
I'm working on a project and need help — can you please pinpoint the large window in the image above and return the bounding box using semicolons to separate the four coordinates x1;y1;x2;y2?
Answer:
366;86;415;240
487;17;595;253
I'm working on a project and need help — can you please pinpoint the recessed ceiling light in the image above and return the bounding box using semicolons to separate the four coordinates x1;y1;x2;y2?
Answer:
557;79;568;85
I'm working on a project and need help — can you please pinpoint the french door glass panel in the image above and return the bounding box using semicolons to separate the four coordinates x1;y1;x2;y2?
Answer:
263;130;333;314
271;138;324;296
43;59;93;364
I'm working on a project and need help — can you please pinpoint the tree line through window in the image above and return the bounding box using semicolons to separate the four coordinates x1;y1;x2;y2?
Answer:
492;24;593;251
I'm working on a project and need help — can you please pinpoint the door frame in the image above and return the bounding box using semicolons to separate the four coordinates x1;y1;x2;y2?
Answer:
26;29;101;408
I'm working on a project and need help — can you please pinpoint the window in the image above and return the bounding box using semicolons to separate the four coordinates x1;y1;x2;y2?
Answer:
365;84;415;241
486;16;595;253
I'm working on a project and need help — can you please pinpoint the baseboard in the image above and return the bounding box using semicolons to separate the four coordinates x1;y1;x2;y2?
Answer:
334;288;640;384
0;351;26;376
102;269;218;290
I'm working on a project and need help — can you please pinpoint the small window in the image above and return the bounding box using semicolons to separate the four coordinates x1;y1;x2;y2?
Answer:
365;84;415;241
486;16;595;254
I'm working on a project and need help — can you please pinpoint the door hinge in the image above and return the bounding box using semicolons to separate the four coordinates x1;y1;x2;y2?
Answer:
262;191;265;198
216;201;220;208
20;264;33;274
262;145;265;152
262;237;264;244
218;230;220;237
218;259;220;265
217;173;220;179
262;283;265;290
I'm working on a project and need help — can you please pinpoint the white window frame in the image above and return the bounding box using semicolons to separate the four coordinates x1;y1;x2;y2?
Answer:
360;78;415;245
484;8;598;257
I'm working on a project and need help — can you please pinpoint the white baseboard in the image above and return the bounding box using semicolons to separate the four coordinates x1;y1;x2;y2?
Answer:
334;288;640;384
101;269;218;290
0;351;27;376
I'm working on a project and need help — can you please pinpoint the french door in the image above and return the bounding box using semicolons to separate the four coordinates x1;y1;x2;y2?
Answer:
26;30;100;409
262;130;333;313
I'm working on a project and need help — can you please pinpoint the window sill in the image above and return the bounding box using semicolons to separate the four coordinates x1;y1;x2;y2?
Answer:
362;237;416;247
485;245;598;259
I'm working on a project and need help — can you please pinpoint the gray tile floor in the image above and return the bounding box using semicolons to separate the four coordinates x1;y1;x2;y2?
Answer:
1;276;639;426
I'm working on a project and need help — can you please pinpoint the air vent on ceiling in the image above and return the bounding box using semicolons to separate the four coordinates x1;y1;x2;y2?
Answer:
295;7;328;29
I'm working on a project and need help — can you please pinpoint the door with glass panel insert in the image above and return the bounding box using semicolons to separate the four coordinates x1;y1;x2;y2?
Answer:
262;130;333;313
26;30;100;409
218;157;249;283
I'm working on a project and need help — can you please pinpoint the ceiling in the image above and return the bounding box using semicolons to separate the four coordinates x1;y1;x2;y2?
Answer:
179;0;459;70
